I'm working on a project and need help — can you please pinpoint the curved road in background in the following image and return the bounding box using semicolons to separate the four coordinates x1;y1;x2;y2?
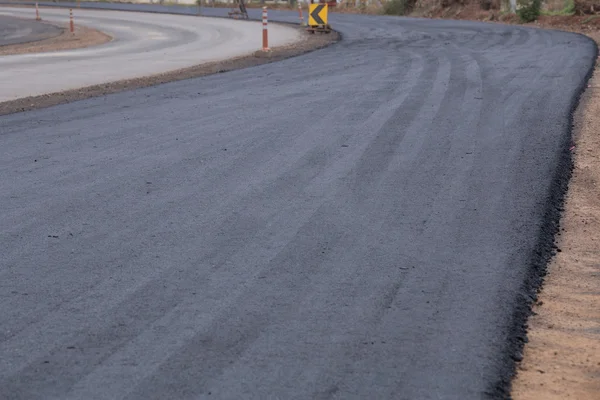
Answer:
0;7;300;101
0;2;597;399
0;13;61;45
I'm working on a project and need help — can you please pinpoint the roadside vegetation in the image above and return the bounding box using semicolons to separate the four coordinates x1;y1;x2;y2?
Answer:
59;0;594;21
220;0;598;23
516;0;542;22
382;0;416;15
374;0;594;21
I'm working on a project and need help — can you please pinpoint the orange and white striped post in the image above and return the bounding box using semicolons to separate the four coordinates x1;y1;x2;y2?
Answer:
69;9;74;33
35;2;41;21
297;0;304;26
262;7;269;51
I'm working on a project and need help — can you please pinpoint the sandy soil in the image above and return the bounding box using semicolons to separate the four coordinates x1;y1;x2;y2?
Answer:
511;31;600;400
0;27;338;116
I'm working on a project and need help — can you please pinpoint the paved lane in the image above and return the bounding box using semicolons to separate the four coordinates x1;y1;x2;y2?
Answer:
0;14;61;46
0;6;300;101
0;3;597;399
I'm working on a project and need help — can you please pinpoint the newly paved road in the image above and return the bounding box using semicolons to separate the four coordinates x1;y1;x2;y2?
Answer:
0;14;60;46
0;2;597;399
0;7;300;101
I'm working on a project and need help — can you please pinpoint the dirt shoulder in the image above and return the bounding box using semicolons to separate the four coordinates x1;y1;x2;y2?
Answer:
511;30;600;400
0;26;338;116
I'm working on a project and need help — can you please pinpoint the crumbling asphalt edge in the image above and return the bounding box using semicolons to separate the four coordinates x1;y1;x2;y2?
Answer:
488;33;599;399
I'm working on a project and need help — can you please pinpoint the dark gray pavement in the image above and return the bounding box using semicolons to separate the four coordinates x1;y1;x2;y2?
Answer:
0;3;597;399
0;14;60;46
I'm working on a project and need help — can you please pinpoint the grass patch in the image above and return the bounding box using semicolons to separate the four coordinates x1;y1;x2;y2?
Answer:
541;0;575;16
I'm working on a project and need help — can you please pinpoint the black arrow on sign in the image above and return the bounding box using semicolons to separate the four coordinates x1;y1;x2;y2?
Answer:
310;4;325;25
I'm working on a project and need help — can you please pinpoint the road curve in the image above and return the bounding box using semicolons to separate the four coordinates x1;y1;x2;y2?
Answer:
0;14;61;46
0;6;300;101
0;2;597;400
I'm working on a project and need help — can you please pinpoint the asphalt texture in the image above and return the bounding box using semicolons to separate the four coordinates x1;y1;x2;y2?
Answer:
0;14;60;45
0;7;300;101
0;2;597;399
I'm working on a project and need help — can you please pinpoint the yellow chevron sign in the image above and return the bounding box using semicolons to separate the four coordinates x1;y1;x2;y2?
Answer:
308;3;328;26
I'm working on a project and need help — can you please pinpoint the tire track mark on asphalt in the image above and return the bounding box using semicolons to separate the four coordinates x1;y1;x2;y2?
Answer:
345;53;445;204
0;75;352;350
289;46;482;399
511;27;532;47
374;48;491;398
0;92;338;346
58;44;429;400
0;44;422;396
170;46;457;399
0;4;597;398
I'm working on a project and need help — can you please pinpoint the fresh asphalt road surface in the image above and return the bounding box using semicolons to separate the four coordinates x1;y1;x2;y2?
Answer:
0;14;61;46
0;7;300;102
0;2;597;399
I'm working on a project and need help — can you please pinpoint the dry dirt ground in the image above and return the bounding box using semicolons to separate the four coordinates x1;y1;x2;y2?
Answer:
0;22;339;116
511;30;600;400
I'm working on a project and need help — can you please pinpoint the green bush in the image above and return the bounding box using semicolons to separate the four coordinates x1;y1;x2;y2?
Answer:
563;0;575;14
517;0;541;22
383;0;417;15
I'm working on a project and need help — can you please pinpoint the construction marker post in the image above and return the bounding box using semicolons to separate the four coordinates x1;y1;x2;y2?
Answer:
261;7;269;52
298;1;304;26
35;2;41;21
69;9;74;34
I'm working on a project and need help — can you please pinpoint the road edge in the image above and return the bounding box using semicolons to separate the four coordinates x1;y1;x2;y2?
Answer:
490;33;599;399
0;7;341;116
